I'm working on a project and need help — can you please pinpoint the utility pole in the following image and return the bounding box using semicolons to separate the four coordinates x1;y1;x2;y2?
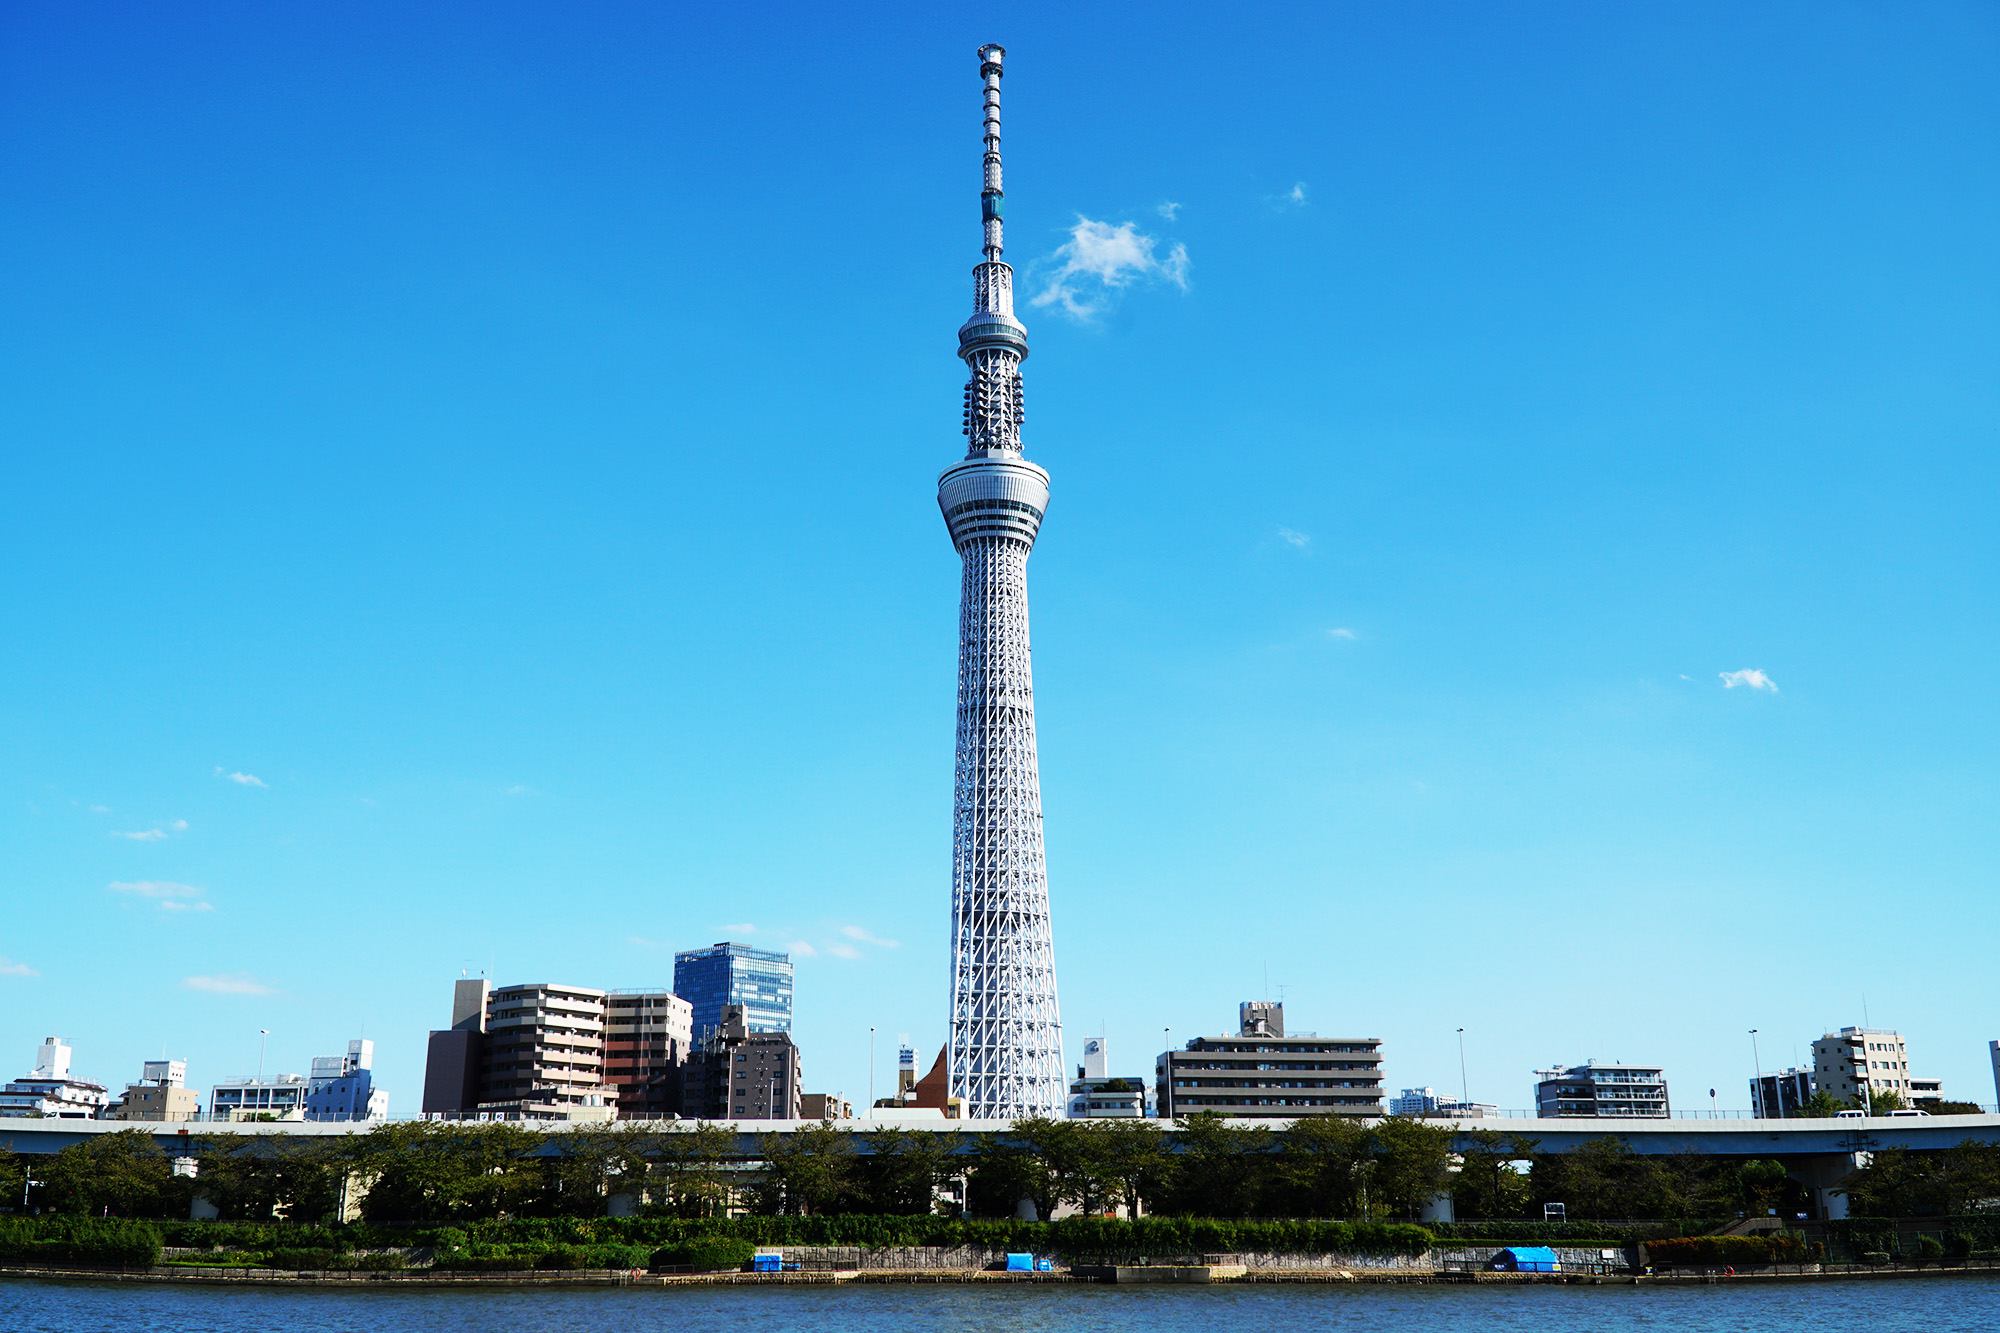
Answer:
1457;1028;1469;1106
868;1027;875;1113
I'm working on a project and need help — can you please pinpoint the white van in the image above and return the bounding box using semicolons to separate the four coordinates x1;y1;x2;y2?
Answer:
1834;1109;1867;1119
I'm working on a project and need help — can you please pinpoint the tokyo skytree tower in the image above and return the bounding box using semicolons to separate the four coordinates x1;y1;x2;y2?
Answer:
939;43;1065;1120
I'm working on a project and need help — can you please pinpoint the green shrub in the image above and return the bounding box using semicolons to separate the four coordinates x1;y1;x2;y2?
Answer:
1948;1233;1976;1258
1919;1235;1945;1259
653;1237;757;1271
1644;1235;1807;1268
265;1247;342;1269
1861;1251;1890;1265
0;1217;163;1268
355;1252;406;1270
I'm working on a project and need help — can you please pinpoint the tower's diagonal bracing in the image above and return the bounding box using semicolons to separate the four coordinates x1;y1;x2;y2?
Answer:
939;43;1065;1121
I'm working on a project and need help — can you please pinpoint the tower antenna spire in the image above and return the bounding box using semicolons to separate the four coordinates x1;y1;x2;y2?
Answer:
978;43;1006;265
939;43;1064;1120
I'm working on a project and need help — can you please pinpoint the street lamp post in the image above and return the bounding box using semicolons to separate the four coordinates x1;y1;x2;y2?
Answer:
1749;1030;1764;1117
257;1030;269;1082
868;1027;875;1113
1457;1028;1469;1107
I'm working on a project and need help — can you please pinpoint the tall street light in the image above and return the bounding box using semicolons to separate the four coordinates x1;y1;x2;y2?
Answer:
257;1030;269;1081
1749;1029;1763;1117
1457;1029;1469;1107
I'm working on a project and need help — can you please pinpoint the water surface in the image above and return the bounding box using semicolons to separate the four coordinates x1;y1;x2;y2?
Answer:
5;1277;1998;1332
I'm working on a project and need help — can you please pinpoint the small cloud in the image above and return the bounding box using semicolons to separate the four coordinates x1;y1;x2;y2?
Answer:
113;828;168;841
840;925;901;949
1157;201;1181;221
1031;216;1191;320
504;785;533;796
784;940;817;958
89;804;111;814
1679;674;1695;681
825;942;862;960
1720;669;1779;693
110;880;210;911
0;957;38;978
1277;527;1311;550
719;923;757;935
1282;181;1307;206
226;772;267;788
169;819;188;831
1327;628;1356;641
182;972;274;996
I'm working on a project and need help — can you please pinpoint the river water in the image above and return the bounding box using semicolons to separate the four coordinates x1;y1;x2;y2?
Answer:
5;1277;1999;1331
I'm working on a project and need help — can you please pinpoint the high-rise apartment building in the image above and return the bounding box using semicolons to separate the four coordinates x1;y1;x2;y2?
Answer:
682;1005;803;1121
479;983;609;1112
1535;1062;1670;1118
1156;1004;1385;1119
938;45;1066;1120
603;988;693;1116
674;942;793;1038
1811;1027;1932;1109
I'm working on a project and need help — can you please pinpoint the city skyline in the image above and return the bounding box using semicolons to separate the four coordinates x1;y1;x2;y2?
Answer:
5;3;1998;1117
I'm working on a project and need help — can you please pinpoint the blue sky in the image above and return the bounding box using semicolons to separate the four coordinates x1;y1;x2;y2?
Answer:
4;2;1997;1117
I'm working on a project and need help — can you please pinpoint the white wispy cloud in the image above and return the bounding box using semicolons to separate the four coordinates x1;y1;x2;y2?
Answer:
785;940;818;958
1327;627;1356;641
112;821;186;841
216;768;268;788
840;925;901;949
1277;527;1311;550
110;880;211;912
1031;217;1191;320
825;942;861;960
1157;201;1181;221
89;804;111;814
0;957;38;978
182;972;274;996
1282;181;1307;206
1720;668;1779;693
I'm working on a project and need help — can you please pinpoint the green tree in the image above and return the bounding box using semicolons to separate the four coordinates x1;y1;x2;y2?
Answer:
1529;1137;1671;1220
522;1122;653;1218
354;1121;540;1222
42;1129;177;1217
1084;1118;1172;1219
1370;1116;1457;1219
964;1137;1044;1219
194;1133;347;1221
1864;1089;1908;1113
645;1121;734;1218
1794;1091;1848;1118
1011;1116;1101;1217
855;1128;953;1215
0;1144;24;1208
1275;1113;1370;1217
1156;1113;1270;1218
1452;1129;1537;1219
752;1121;855;1215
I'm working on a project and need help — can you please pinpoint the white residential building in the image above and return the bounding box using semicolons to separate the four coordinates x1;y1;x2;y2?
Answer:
1067;1038;1155;1118
210;1073;310;1120
0;1038;110;1119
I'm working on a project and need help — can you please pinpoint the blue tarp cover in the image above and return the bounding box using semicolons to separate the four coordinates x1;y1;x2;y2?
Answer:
1005;1253;1035;1272
1494;1246;1561;1272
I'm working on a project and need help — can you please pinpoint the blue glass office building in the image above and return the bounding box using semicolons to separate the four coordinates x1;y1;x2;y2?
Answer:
674;941;793;1037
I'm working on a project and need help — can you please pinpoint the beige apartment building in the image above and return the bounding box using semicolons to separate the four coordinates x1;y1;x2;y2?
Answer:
480;982;609;1112
1812;1027;1923;1108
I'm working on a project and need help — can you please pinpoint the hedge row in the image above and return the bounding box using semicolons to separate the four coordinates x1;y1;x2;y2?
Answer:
1430;1220;1717;1244
0;1218;163;1268
1646;1234;1812;1267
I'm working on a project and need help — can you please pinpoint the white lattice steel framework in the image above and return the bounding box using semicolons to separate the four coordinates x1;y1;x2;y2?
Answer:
939;43;1065;1121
